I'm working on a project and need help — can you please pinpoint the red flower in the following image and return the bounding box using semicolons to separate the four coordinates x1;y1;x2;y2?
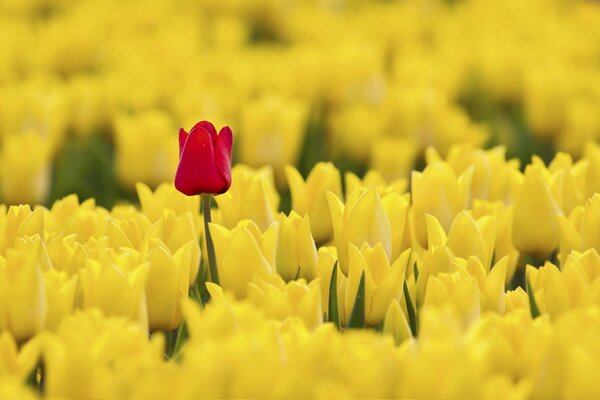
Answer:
175;121;233;196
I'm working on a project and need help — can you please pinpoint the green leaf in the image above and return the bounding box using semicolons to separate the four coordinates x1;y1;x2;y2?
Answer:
403;280;418;337
346;271;366;330
328;262;340;330
172;321;189;361
526;277;540;319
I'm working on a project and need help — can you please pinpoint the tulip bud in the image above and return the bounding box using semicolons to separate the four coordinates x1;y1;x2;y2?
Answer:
175;120;233;196
286;162;342;243
513;165;563;258
275;212;318;282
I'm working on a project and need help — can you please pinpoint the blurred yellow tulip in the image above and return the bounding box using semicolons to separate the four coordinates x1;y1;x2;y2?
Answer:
0;133;52;205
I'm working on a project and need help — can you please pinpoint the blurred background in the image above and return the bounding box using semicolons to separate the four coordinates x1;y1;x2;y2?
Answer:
0;0;599;208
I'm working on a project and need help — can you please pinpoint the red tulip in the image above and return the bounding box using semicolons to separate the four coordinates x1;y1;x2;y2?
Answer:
175;121;233;196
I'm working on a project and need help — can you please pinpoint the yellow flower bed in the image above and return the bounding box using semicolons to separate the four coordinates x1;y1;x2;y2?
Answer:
2;0;600;398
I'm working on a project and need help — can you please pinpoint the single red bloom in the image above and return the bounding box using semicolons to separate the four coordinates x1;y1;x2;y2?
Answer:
175;121;233;196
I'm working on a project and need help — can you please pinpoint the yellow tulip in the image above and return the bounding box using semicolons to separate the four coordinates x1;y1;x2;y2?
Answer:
0;249;46;342
238;95;309;176
427;212;496;269
248;275;323;330
275;211;318;282
344;244;411;326
136;182;200;225
344;169;408;198
513;165;563;258
0;205;44;253
428;145;521;203
327;188;391;275
369;137;418;183
45;195;110;241
473;200;520;284
44;269;78;331
66;74;114;137
114;109;179;189
383;299;412;345
328;103;384;163
424;270;481;327
0;133;52;206
143;210;200;284
285;162;342;243
209;221;276;298
79;257;149;330
411;161;473;248
142;240;192;331
533;153;587;216
107;212;152;250
0;331;42;382
43;309;164;400
216;165;280;231
315;246;347;324
464;256;509;313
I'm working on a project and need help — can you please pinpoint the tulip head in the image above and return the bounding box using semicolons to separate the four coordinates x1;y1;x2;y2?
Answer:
175;120;233;196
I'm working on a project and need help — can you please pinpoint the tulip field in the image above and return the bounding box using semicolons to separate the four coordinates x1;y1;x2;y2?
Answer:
2;0;600;398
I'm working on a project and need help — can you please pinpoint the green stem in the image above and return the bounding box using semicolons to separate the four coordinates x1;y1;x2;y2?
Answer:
202;194;220;286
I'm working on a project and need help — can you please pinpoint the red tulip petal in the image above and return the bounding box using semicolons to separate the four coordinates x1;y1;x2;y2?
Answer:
178;128;189;158
175;126;226;195
190;121;217;147
215;127;233;193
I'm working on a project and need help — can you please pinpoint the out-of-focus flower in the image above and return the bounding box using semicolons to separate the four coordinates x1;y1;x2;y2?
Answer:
427;145;521;203
248;275;322;330
175;120;233;196
238;95;308;178
136;182;200;223
0;331;42;383
78;256;149;330
285;162;342;243
329;103;384;163
44;269;78;331
209;220;277;298
216;165;280;231
114;109;179;189
0;132;52;205
369;137;419;183
344;170;408;198
513;165;563;258
0;249;46;342
275;211;318;282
